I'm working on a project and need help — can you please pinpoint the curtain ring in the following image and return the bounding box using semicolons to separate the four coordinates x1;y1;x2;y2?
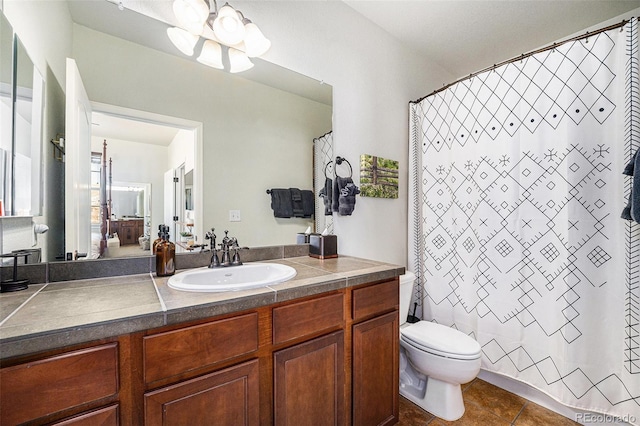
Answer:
324;160;334;178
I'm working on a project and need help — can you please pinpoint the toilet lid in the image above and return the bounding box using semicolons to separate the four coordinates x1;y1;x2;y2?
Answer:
401;321;481;359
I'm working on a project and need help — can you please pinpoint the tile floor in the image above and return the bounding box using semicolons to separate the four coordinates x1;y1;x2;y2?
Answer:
398;379;580;425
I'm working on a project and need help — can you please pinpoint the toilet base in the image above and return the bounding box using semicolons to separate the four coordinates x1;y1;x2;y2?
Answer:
399;350;466;421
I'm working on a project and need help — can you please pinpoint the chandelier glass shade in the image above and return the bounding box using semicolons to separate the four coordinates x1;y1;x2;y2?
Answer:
228;47;254;73
197;40;224;69
167;0;270;73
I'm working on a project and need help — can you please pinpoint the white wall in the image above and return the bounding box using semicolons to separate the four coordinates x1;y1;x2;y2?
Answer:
235;1;453;265
168;129;194;173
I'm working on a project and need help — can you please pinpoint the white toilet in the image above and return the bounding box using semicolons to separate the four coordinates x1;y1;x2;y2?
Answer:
398;272;481;421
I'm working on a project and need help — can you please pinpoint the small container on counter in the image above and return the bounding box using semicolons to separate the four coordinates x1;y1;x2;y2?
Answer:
155;228;175;277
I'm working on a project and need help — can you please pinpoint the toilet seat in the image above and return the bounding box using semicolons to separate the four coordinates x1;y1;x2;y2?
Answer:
401;321;481;360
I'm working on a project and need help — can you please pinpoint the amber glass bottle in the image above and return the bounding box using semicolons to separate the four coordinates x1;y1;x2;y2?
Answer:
155;229;175;277
152;225;165;255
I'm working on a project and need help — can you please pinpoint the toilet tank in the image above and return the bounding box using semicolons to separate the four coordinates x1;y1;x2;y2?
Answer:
399;271;416;325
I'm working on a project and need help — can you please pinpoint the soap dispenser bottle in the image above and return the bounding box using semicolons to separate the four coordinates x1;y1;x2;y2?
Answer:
152;225;165;255
156;228;175;277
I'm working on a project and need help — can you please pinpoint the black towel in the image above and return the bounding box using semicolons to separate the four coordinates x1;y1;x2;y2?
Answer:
318;177;333;215
336;176;360;216
332;178;340;213
270;189;293;218
301;190;315;218
622;148;640;223
290;188;304;217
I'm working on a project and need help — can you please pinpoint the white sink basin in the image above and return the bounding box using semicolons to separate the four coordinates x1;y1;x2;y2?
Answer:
167;262;297;292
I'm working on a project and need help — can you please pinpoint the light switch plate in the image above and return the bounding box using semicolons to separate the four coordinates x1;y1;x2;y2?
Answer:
229;210;241;222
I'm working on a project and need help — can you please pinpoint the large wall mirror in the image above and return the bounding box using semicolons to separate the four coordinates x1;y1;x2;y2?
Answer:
2;0;332;263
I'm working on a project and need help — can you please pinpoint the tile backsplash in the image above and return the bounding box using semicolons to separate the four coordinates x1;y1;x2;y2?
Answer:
1;244;310;285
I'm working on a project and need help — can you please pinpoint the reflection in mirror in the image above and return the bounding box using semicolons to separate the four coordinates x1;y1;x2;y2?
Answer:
90;110;196;259
0;13;12;216
314;131;334;235
13;37;44;216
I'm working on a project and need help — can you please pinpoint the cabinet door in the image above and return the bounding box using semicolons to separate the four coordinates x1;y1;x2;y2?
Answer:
145;359;259;426
274;331;344;426
352;311;399;426
122;223;134;245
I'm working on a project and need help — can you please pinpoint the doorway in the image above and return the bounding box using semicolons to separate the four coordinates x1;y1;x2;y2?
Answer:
89;104;202;258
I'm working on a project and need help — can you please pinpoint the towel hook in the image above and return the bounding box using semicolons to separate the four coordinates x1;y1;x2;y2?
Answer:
335;156;352;178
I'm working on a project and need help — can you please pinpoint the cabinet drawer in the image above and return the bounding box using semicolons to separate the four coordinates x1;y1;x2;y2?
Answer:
144;312;259;384
0;343;119;425
352;279;399;321
273;293;344;345
53;404;119;426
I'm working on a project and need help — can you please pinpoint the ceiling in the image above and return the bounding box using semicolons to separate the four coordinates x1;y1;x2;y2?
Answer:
100;1;640;86
345;0;640;79
91;112;181;147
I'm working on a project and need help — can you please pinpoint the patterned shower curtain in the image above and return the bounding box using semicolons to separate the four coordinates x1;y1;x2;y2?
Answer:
409;20;640;422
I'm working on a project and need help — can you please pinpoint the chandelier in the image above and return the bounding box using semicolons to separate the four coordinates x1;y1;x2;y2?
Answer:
167;0;271;73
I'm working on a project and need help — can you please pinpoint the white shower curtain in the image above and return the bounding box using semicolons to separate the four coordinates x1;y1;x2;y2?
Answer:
409;20;640;422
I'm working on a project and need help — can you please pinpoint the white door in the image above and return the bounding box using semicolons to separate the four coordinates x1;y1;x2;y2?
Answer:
164;168;177;240
65;58;92;259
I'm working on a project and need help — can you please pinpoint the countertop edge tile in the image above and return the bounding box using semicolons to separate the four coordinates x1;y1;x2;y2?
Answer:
163;291;278;326
271;277;347;303
0;312;166;359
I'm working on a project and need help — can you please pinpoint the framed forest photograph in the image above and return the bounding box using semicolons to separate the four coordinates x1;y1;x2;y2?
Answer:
359;154;399;198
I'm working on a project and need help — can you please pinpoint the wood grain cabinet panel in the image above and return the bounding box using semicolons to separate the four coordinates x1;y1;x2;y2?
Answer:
52;405;119;426
144;359;259;426
352;311;399;426
274;331;345;426
0;343;119;425
143;312;259;384
273;293;344;344
352;279;399;321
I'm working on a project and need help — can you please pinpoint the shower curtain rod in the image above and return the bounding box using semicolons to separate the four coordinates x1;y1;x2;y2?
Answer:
411;17;634;104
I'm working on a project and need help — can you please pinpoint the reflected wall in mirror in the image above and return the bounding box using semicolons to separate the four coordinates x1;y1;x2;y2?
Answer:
0;12;13;216
14;38;44;217
3;0;332;262
0;13;44;218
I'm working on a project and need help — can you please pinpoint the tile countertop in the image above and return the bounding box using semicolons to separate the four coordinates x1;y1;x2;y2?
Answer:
0;256;404;360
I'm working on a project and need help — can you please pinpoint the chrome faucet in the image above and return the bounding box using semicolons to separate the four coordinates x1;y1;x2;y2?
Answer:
218;230;230;266
211;230;247;267
205;228;220;268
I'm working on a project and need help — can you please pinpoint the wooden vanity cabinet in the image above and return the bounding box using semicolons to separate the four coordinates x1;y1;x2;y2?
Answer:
110;219;144;246
0;278;400;426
